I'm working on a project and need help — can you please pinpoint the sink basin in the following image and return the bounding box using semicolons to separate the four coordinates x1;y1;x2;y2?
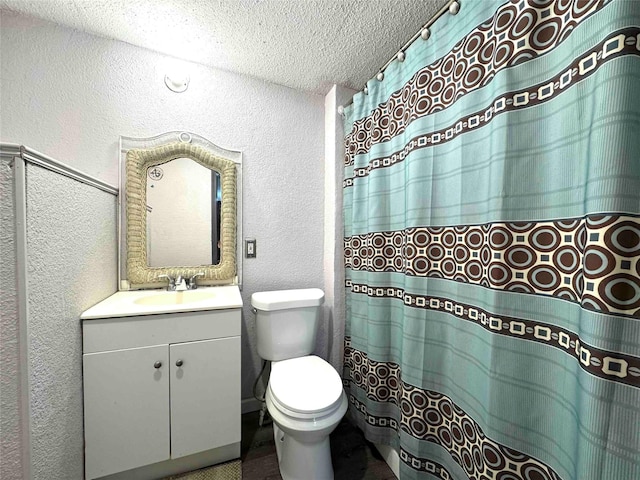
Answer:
80;285;243;319
134;290;216;306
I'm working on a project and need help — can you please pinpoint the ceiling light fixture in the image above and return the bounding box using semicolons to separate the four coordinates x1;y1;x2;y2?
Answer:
164;72;190;93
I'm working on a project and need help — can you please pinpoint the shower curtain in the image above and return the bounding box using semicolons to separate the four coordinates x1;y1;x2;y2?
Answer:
342;1;640;479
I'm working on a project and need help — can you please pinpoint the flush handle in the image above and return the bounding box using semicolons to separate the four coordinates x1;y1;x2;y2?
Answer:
154;361;162;369
175;359;184;367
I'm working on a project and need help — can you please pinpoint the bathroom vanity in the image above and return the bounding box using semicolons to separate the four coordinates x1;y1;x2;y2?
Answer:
80;286;242;480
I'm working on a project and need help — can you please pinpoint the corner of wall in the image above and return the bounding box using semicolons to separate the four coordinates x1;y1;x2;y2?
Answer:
323;84;356;374
0;154;25;480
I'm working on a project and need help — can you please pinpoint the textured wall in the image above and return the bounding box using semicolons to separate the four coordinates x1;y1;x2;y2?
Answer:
0;11;326;408
26;165;117;480
0;155;22;480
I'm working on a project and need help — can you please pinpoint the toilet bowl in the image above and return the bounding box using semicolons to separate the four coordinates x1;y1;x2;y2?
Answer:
266;355;348;480
251;289;347;480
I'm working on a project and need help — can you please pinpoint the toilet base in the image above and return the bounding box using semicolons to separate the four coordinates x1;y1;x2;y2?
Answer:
273;423;334;480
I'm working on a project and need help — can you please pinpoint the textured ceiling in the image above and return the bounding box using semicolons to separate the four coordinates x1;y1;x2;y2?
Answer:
0;0;444;94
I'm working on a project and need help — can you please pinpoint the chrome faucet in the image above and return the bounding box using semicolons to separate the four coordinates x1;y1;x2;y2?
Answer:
174;276;188;291
188;272;205;290
157;273;204;291
157;274;176;291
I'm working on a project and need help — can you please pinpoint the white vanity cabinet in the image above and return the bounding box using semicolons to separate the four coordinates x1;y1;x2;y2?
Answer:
81;288;242;480
83;344;171;477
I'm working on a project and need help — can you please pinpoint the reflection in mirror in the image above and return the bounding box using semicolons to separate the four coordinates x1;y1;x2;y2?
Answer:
146;158;222;267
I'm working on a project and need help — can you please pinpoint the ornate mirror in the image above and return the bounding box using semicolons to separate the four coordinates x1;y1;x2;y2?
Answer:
118;132;242;290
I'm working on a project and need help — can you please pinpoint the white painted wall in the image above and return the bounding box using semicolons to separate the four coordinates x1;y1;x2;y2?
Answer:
0;156;23;480
323;85;356;372
26;166;117;480
1;10;326;478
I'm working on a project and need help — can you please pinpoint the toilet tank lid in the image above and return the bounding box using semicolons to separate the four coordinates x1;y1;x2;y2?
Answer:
251;288;324;311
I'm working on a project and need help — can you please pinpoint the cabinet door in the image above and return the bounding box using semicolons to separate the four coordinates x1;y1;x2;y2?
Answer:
170;337;241;458
83;345;170;479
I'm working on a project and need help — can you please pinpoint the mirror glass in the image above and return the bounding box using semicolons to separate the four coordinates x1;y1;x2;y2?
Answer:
118;132;242;290
146;158;222;267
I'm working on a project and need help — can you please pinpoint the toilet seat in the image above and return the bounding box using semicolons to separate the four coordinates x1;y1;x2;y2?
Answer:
269;355;344;418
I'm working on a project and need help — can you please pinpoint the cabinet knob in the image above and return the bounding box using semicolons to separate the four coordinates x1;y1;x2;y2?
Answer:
175;359;184;367
154;361;162;369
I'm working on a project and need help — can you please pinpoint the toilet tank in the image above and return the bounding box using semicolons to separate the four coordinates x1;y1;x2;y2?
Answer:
251;288;324;361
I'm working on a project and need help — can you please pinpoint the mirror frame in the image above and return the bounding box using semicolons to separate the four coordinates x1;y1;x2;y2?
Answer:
120;134;241;289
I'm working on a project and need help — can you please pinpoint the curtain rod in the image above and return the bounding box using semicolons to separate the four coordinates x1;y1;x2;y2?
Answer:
340;0;460;111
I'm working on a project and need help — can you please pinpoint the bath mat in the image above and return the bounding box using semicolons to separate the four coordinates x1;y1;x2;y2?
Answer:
165;459;242;480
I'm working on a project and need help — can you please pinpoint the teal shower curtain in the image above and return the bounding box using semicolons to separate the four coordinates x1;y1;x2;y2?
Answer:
342;1;640;479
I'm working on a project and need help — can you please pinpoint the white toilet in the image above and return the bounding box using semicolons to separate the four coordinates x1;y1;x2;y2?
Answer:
251;288;348;480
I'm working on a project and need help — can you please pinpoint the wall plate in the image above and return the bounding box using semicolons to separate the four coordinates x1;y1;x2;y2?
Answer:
245;239;256;258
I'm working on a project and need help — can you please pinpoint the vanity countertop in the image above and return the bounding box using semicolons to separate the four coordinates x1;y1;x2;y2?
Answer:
81;285;243;320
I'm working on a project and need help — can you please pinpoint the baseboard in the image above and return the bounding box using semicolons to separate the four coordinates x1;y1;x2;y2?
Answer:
242;397;263;414
374;443;400;479
95;443;240;480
